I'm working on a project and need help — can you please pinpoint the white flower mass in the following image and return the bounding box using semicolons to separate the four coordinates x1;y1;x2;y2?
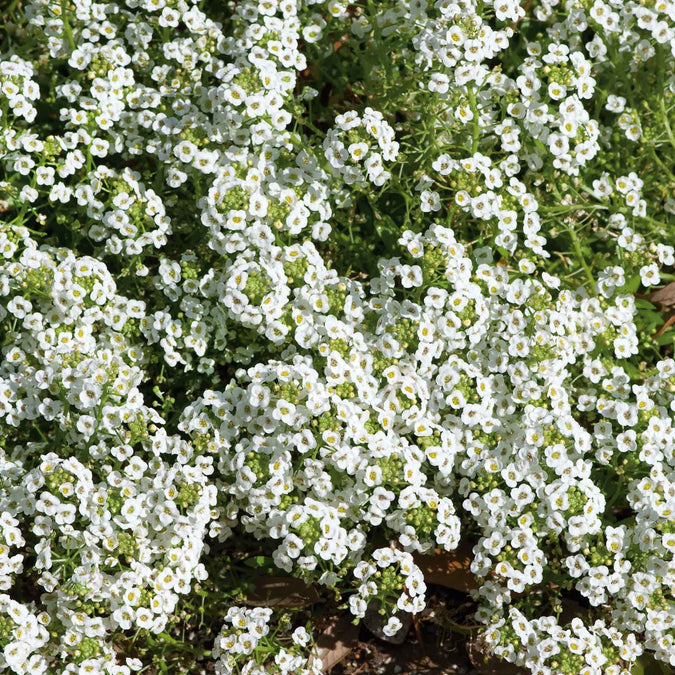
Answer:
0;0;674;673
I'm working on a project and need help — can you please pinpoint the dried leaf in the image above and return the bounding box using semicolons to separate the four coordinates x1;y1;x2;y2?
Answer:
309;615;359;672
414;541;478;593
649;282;675;308
244;576;320;608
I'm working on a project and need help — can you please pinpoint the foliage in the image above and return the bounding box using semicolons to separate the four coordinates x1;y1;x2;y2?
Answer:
0;0;674;673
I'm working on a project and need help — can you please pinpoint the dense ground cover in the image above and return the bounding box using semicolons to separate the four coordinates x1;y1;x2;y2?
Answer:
1;0;675;673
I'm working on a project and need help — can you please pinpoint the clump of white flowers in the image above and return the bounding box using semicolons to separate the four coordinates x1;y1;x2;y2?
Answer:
324;108;399;187
213;607;321;675
0;56;39;124
1;0;675;672
349;547;427;619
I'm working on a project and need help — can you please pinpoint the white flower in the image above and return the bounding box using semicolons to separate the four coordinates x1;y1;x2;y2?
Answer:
382;616;403;637
639;263;660;288
420;190;441;212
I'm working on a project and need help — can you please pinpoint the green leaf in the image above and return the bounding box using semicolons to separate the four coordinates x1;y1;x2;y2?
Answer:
373;211;399;250
635;299;657;310
243;555;274;569
633;652;672;674
622;361;642;380
619;275;642;294
656;331;675;346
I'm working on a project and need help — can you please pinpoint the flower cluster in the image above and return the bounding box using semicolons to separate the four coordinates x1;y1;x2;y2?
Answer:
0;596;50;675
323;108;399;188
1;0;675;672
0;56;39;125
213;607;321;675
349;547;426;620
481;610;643;674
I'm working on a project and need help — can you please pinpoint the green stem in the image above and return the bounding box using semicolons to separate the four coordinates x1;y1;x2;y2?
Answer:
637;214;673;230
539;204;608;215
366;0;393;80
648;145;675;183
660;98;675;152
4;0;21;19
61;0;76;51
445;618;479;634
467;87;480;154
567;223;595;289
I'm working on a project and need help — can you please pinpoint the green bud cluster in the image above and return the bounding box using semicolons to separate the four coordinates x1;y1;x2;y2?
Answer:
0;615;15;648
501;89;521;107
470;471;502;493
245;451;270;483
526;291;552;312
396;390;416;410
107;489;124;516
180;126;208;146
443;169;483;195
326;284;347;314
456;299;476;324
244;271;270;306
70;596;108;616
387;318;419;351
295;515;321;547
422;245;447;280
273;382;302;404
65;581;91;598
121;317;140;340
545;648;586;674
454;375;480;404
545;64;574;86
333;382;356;398
625;545;651;569
565;486;587;517
346;127;370;147
180;258;201;280
233;68;262;94
258;30;280;48
372;352;398;378
528;343;556;362
176;483;201;511
116;531;138;557
378;455;404;485
191;432;213;454
657;520;675;534
268;198;292;224
69;636;104;664
377;566;405;595
279;493;298;509
404;504;437;538
328;338;350;359
21;265;54;301
128;415;149;444
647;588;669;611
219;186;249;212
583;542;613;568
313;411;341;433
89;54;113;77
284;257;309;286
364;417;382;435
44;467;75;499
417;431;441;449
